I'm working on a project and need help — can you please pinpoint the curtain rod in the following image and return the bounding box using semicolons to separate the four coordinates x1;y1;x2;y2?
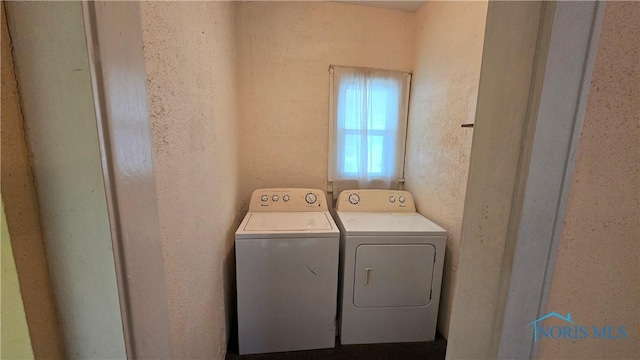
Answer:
329;64;412;75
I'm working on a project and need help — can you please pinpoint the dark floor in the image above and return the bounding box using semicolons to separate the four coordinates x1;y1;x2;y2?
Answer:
225;334;447;360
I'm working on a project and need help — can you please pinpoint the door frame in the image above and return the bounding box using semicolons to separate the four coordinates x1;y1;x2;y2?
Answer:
446;1;605;359
82;2;172;358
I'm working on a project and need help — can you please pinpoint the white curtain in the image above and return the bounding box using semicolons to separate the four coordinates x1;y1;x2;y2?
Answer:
329;66;410;198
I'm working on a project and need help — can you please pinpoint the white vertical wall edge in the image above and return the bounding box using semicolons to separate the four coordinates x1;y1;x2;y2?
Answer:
82;1;173;358
445;3;549;357
497;1;605;358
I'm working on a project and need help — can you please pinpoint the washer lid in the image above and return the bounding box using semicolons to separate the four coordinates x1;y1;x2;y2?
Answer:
336;212;446;236
236;212;339;238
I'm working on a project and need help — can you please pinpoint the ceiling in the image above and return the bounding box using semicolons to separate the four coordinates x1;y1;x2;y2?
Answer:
339;1;427;12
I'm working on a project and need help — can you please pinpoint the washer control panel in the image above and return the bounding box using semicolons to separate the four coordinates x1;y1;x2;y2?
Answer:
249;188;328;211
336;190;416;212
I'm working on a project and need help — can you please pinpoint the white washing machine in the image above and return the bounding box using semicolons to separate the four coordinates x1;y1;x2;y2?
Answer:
235;188;340;355
333;189;446;345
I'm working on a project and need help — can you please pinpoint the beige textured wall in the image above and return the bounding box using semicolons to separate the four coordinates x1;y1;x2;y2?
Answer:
0;3;64;358
236;1;415;205
141;2;240;358
539;2;639;358
1;201;34;359
404;1;487;338
5;1;126;358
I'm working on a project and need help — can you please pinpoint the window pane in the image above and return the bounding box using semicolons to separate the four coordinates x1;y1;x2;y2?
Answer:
343;134;360;175
344;88;361;130
369;89;387;131
367;135;383;174
332;67;408;184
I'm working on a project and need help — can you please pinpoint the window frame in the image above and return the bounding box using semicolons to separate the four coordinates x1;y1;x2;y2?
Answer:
328;65;412;195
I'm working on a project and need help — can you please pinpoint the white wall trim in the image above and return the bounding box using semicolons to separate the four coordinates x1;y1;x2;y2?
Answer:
82;2;173;358
496;1;605;358
446;1;605;358
445;2;551;356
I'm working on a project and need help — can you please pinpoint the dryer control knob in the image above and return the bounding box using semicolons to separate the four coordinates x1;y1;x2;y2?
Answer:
305;193;317;204
399;196;406;203
389;196;396;203
348;193;360;205
272;195;279;202
260;195;268;202
282;195;290;202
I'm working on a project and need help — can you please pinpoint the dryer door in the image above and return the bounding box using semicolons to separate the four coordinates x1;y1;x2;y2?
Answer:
353;244;435;308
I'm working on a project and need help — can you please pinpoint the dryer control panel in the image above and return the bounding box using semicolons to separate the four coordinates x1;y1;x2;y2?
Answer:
336;190;416;212
249;188;328;211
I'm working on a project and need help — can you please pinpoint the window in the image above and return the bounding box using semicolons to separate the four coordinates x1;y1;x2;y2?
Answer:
329;65;411;197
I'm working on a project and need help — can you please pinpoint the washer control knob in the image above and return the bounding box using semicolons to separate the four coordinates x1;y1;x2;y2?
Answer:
305;193;317;204
399;196;406;203
260;195;268;202
272;195;279;202
389;196;396;203
348;193;360;205
282;195;290;202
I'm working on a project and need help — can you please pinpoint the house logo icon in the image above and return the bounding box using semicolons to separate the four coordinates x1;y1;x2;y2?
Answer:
528;312;574;342
527;312;627;341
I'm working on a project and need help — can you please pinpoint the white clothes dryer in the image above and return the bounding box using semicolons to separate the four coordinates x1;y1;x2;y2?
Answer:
235;188;339;355
333;190;446;345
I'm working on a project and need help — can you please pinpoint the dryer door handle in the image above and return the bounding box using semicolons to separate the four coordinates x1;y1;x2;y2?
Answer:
365;268;373;286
